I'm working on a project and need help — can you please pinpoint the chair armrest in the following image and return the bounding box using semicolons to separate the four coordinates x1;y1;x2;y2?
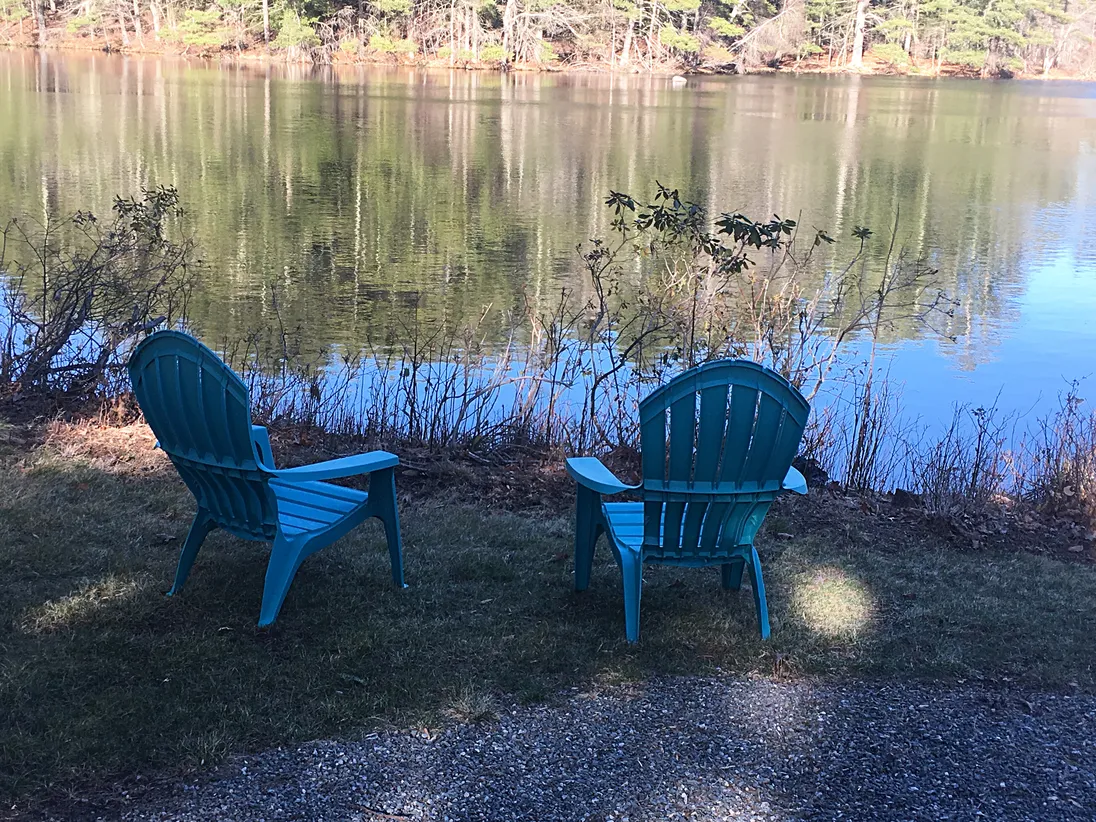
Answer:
566;457;638;496
252;425;275;469
265;450;399;481
782;465;808;495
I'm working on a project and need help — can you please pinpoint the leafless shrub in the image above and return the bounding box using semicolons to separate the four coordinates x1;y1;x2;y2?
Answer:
0;188;196;406
907;401;1013;516
798;400;838;478
1015;384;1096;522
220;295;590;453
825;372;910;493
831;382;1096;529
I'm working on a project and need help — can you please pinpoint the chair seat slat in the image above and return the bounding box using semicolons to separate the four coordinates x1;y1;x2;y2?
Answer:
269;481;366;514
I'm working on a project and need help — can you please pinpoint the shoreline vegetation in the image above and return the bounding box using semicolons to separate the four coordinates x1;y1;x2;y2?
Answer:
8;39;1095;80
4;186;1096;559
3;0;1096;79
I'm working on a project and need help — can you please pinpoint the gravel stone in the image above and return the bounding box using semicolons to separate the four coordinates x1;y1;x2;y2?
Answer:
94;678;1095;821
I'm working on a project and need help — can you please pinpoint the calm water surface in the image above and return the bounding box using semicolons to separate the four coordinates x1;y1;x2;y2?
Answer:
2;52;1095;424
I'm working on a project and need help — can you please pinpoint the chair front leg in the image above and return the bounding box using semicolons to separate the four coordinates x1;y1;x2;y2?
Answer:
259;534;309;627
168;508;216;596
367;467;406;588
574;486;602;592
619;548;643;643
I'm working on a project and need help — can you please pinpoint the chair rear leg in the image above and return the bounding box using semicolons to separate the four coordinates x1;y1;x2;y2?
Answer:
747;545;771;639
369;468;407;588
620;550;643;643
574;487;601;592
259;534;307;627
168;509;215;596
721;558;746;590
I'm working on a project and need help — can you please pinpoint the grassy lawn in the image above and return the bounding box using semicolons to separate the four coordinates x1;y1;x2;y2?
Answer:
2;421;1096;807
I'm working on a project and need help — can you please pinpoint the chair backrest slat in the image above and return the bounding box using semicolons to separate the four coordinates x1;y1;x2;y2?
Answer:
678;501;707;558
199;363;229;459
742;392;785;482
640;410;666;484
662;391;697;554
693;384;729;484
667;392;697;480
640;405;668;550
763;403;807;485
720;384;759;486
128;330;277;541
146;359;180;453
697;500;729;553
638;360;809;559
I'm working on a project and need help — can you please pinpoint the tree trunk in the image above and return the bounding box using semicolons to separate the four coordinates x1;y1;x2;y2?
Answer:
647;1;659;69
118;8;130;45
448;0;456;63
150;0;160;37
470;5;476;55
262;0;270;44
464;3;473;55
620;18;633;66
31;0;47;46
462;4;471;55
132;0;143;42
839;17;851;65
610;12;616;68
501;0;516;64
850;0;869;68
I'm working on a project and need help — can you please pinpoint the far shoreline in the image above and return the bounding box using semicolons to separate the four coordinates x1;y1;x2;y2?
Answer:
4;41;1093;83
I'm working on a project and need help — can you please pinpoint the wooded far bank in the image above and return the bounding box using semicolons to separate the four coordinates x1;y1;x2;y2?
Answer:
4;0;1096;78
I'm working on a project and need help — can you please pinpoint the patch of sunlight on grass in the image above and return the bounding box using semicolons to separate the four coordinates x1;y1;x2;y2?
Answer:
21;573;149;634
39;420;167;475
792;566;875;639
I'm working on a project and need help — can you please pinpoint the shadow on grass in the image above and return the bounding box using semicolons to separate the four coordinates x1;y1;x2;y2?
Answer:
2;426;1096;809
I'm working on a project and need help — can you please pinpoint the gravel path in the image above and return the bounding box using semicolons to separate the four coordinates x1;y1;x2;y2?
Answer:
101;678;1094;822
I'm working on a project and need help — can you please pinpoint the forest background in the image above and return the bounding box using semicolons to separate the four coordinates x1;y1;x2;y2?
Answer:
4;0;1096;78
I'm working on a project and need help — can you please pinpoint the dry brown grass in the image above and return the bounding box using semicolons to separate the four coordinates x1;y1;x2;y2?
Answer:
39;418;167;475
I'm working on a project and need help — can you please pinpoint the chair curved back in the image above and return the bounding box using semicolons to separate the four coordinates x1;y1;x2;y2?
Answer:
128;330;277;541
638;359;810;560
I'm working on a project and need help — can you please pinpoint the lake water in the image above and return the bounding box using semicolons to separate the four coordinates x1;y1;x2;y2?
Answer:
3;51;1096;426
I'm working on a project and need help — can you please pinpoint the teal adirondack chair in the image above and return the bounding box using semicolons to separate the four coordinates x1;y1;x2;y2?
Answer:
567;359;810;642
127;330;405;626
